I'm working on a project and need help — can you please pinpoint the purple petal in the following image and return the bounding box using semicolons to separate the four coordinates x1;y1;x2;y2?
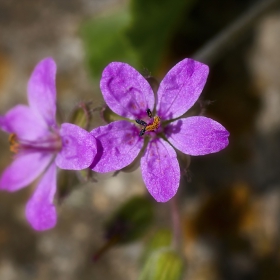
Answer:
0;152;53;192
141;138;180;202
156;59;209;120
90;120;143;172
166;116;229;156
1;105;49;140
100;62;155;119
27;58;57;127
55;123;97;170
25;162;57;231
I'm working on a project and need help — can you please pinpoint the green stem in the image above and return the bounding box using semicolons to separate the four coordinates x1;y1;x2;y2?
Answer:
170;195;182;251
192;0;280;65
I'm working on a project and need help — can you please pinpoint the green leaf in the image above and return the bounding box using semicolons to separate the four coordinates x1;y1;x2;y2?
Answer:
105;196;154;243
80;9;140;80
93;196;154;261
125;0;196;72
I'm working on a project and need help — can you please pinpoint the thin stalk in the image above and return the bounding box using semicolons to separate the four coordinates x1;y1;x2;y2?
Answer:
192;0;280;65
92;235;120;262
170;195;182;251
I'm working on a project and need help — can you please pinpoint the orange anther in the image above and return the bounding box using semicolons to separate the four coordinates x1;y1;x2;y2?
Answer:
8;133;19;153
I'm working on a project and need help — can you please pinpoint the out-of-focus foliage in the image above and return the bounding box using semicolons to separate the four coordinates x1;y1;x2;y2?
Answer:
184;183;252;239
105;196;154;243
139;248;184;280
57;170;80;203
80;9;139;80
93;196;154;261
126;0;196;72
81;0;197;80
141;229;172;263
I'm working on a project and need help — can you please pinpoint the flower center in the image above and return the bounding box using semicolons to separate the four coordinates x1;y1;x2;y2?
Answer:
8;131;62;154
135;109;161;136
9;133;20;153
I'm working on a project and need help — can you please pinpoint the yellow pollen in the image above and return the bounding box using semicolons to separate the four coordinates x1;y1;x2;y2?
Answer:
145;116;161;132
9;133;19;153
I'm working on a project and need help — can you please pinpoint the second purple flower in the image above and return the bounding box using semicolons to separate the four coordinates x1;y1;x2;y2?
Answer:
0;58;97;231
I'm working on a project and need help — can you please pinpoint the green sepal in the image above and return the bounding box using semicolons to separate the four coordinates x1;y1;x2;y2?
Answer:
68;101;92;130
56;169;80;204
102;105;129;124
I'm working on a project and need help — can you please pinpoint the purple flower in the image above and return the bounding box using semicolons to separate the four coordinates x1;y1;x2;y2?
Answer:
90;59;229;202
0;58;97;231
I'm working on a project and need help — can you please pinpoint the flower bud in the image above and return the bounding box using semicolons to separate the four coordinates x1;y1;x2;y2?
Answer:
141;229;172;263
140;248;184;280
69;101;92;130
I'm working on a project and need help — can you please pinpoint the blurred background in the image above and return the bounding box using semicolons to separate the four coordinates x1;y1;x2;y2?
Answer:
0;0;280;279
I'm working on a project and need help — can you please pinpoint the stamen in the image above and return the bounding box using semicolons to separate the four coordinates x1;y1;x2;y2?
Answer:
145;115;161;132
9;133;19;153
8;132;62;154
135;119;147;126
135;109;161;137
146;109;153;118
139;128;146;136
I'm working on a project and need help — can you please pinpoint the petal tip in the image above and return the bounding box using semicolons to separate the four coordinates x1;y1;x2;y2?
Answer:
141;139;180;203
26;201;57;231
38;57;56;69
27;57;57;127
152;193;176;203
30;57;57;81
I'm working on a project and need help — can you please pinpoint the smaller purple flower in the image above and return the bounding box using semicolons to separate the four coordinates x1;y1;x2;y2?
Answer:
0;58;97;231
90;59;229;202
